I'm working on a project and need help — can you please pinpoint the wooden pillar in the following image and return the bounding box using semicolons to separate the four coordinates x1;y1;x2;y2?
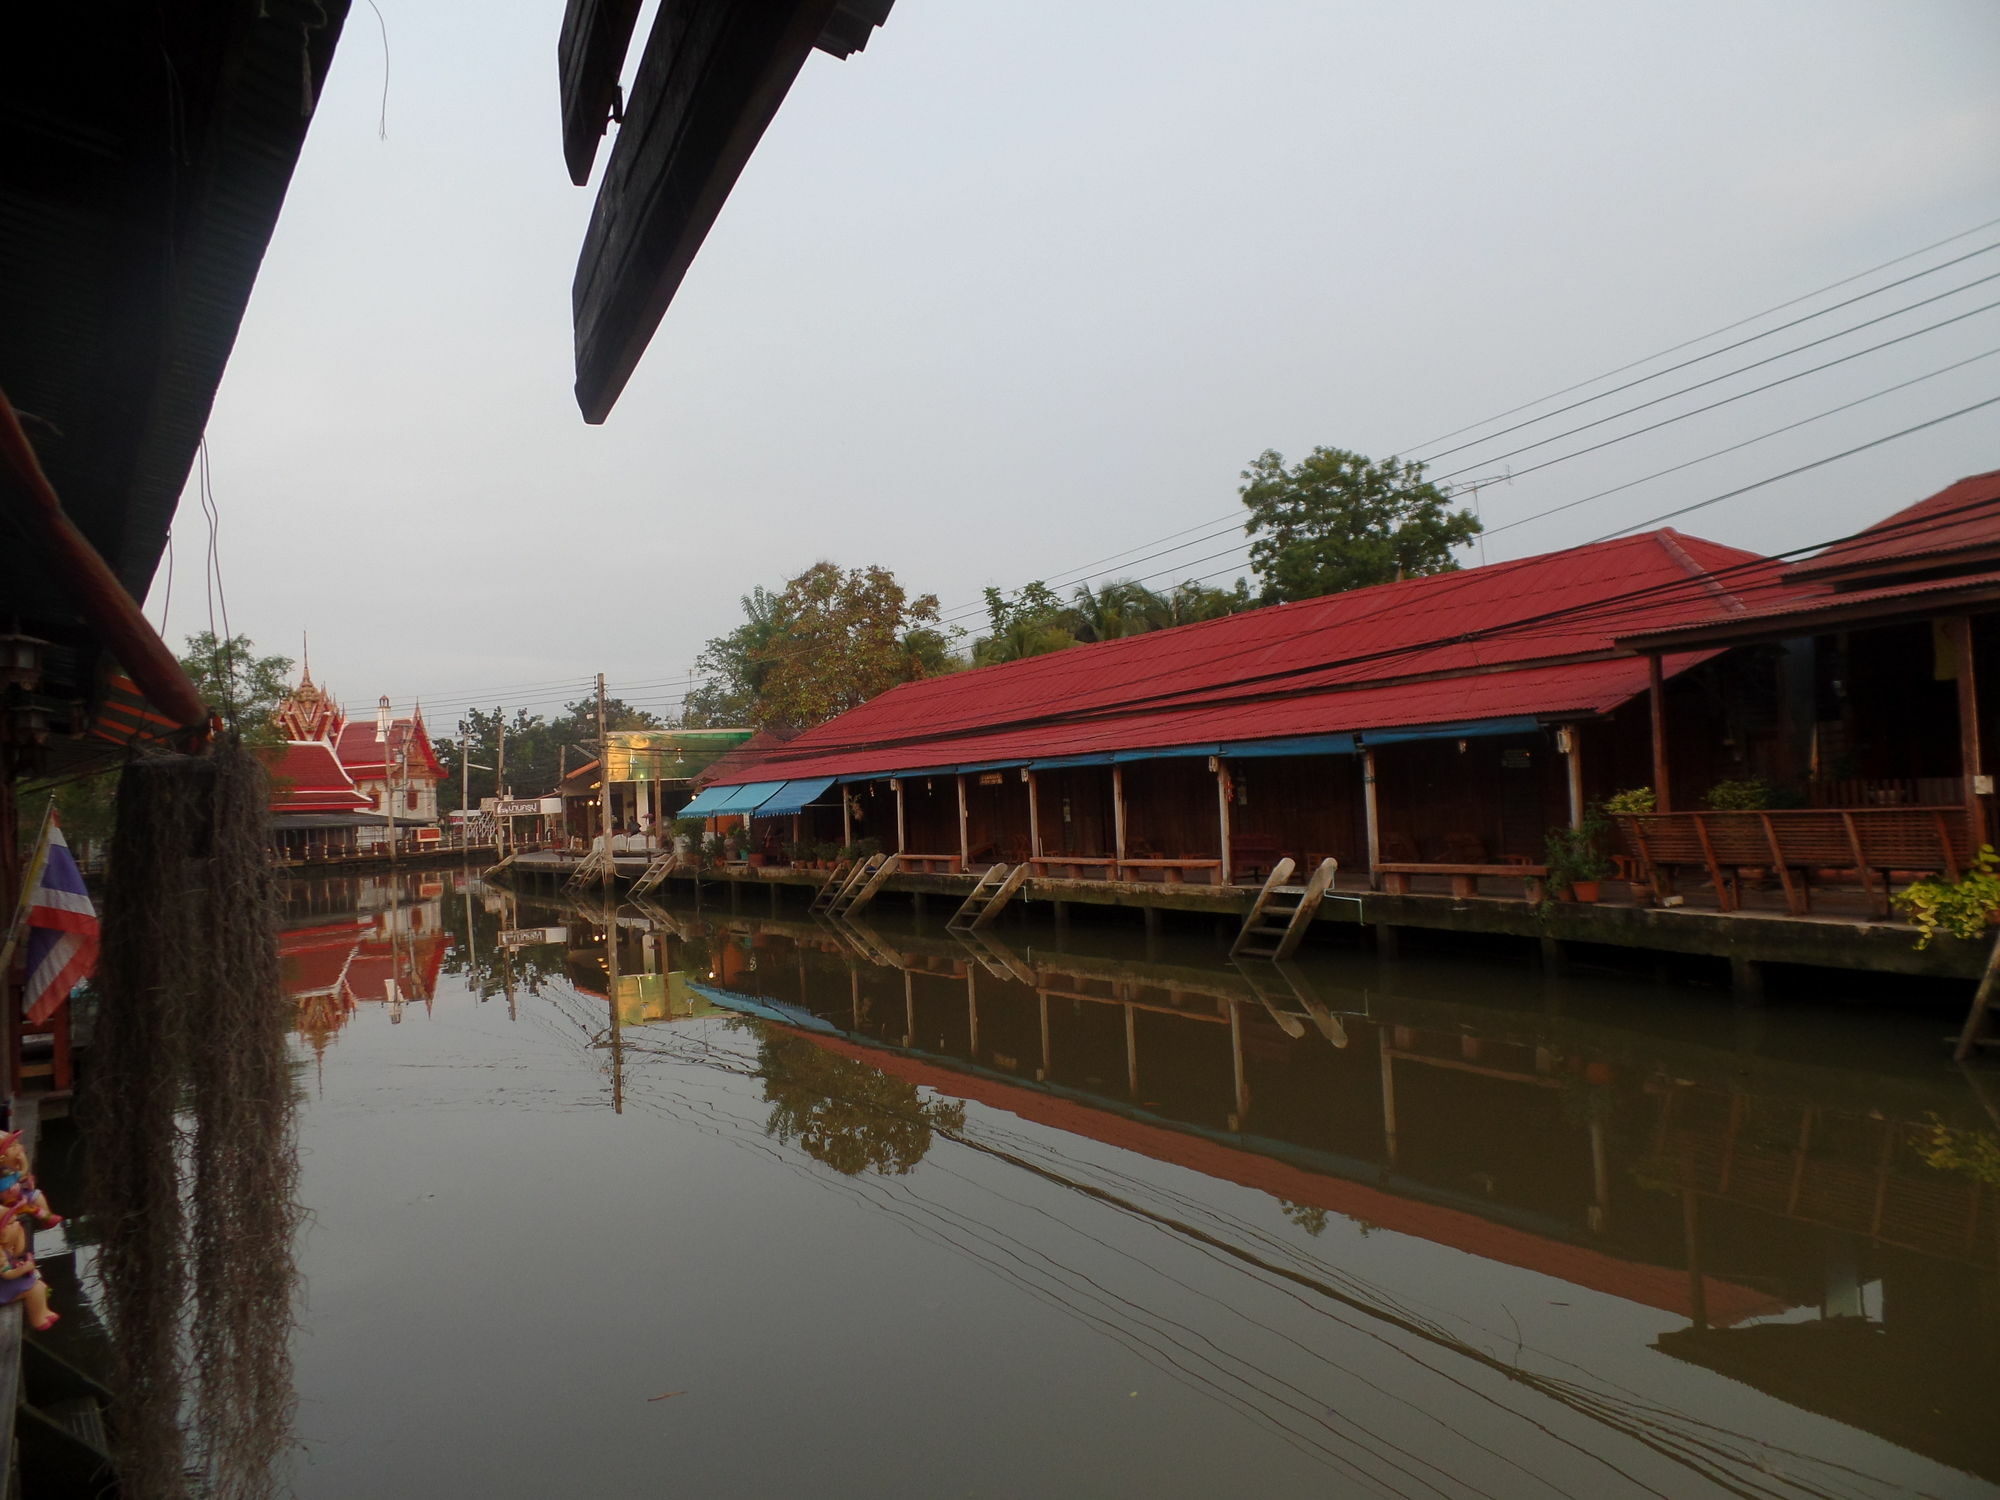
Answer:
967;969;979;1057
1026;770;1043;859
1648;654;1672;813
1037;991;1051;1080
1588;1115;1610;1234
1111;764;1128;871
850;967;861;1029
903;969;915;1047
841;786;853;847
892;778;907;853
956;773;970;871
1950;615;1987;847
1124;1003;1139;1097
1214;758;1233;884
1361;747;1382;886
1562;724;1584;830
1228;1001;1248;1129
1378;1028;1400;1167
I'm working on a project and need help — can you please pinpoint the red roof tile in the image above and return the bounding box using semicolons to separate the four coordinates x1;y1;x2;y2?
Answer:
261;742;372;812
1788;469;2000;583
334;716;446;780
717;530;1811;783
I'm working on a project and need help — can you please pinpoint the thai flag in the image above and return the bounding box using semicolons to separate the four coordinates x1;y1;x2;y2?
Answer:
20;820;98;1028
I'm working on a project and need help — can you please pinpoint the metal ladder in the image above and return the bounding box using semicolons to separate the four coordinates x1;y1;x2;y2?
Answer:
1230;857;1338;961
807;859;855;914
946;862;1031;932
630;851;680;897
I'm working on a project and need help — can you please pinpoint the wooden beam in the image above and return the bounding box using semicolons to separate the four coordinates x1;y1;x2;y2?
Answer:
571;0;842;423
557;0;643;185
1648;654;1672;813
892;777;906;853
1215;760;1233;885
1950;614;1987;847
1563;724;1585;829
1112;764;1128;867
1026;770;1043;860
956;773;970;870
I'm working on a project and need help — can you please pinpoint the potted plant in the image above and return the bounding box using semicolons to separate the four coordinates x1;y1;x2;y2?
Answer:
1545;815;1614;902
1603;786;1655;814
1892;845;2000;949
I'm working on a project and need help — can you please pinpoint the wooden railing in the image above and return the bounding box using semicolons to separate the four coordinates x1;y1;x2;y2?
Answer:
1612;807;1972;915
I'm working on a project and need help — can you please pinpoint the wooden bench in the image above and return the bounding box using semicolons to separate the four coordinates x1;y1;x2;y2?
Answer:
898;852;963;875
1229;834;1284;881
1375;861;1548;901
1030;856;1116;880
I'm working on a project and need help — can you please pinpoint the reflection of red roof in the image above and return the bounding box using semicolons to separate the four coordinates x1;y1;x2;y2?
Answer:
1788;469;2000;585
262;743;372;812
793;1028;1783;1327
334;717;446;780
345;933;448;1003
706;531;1814;782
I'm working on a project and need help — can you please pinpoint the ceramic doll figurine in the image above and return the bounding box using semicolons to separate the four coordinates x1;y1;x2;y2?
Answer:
0;1207;57;1331
0;1131;62;1230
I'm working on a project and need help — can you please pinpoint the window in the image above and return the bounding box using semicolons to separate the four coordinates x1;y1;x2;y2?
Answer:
406;787;419;810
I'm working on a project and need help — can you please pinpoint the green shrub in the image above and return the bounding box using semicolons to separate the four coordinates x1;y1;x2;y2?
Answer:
1893;846;2000;949
1603;786;1656;814
1702;778;1771;810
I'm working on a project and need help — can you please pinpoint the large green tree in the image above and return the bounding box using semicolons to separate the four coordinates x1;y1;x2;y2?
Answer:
1239;447;1481;603
681;586;785;727
433;694;660;812
179;630;295;740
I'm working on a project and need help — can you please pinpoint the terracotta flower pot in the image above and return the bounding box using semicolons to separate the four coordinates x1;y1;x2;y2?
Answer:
1570;880;1601;903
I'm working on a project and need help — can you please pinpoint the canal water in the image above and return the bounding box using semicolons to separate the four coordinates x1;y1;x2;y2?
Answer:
269;870;1998;1498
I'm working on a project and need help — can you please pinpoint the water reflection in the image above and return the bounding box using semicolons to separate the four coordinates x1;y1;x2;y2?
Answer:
280;873;2000;1496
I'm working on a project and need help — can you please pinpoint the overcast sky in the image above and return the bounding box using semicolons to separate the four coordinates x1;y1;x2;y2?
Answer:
148;0;2000;732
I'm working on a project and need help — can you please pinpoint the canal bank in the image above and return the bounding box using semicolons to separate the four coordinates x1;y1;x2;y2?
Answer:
495;850;1989;993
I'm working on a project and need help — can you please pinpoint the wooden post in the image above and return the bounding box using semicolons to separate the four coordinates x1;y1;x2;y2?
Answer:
903;969;915;1048
1950;614;1987;847
596;673;615;893
842;787;853;848
1648;654;1672;813
1124;1002;1139;1097
1362;747;1382;886
966;969;979;1056
1027;770;1043;859
1215;759;1233;885
1228;1001;1249;1129
1563;724;1585;830
956;773;970;871
1378;1027;1398;1167
1112;764;1128;873
1037;990;1051;1080
605;905;623;1115
892;778;907;853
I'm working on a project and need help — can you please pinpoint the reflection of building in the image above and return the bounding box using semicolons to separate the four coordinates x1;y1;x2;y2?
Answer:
280;876;449;1053
265;673;447;856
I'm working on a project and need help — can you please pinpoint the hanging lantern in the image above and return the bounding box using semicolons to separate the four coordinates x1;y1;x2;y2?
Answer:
0;632;47;691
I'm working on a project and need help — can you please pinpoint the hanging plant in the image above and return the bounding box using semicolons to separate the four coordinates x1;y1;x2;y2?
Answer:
1892;846;2000;948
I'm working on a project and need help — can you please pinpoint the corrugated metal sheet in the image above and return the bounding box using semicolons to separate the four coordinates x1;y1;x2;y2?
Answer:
705;529;1803;787
1788;469;2000;581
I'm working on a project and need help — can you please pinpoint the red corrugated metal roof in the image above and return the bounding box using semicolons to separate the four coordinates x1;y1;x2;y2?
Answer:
1788;469;2000;582
262;742;373;812
717;529;1811;783
1620;566;2000;647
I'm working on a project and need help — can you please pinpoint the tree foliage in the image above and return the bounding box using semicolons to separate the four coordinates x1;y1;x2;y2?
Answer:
684;563;953;731
969;576;1250;664
1239;447;1481;603
180;631;295;741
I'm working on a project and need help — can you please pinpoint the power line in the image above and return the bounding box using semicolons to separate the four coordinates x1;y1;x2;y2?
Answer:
1395;210;2000;456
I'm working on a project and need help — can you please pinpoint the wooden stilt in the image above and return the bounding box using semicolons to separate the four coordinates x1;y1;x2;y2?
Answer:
1649;654;1672;813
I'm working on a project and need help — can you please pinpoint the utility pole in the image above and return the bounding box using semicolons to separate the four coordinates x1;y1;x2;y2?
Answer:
596;672;614;895
461;730;472;843
377;695;397;870
496;712;508;856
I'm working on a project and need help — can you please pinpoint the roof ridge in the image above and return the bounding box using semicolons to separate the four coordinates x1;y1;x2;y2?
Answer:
1651;529;1749;614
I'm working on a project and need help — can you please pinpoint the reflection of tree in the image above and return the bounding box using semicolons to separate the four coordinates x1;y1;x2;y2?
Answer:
1280;1200;1328;1236
757;1029;965;1176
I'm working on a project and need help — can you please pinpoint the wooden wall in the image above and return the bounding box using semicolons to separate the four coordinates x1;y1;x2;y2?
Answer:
1227;755;1368;868
1372;733;1570;862
964;772;1032;861
1034;766;1115;856
1122;759;1222;857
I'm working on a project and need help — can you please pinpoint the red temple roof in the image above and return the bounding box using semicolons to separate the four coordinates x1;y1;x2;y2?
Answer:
715;529;1813;784
334;715;446;781
262;742;373;812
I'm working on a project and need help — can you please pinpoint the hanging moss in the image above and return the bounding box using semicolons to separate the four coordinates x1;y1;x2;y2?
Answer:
83;742;300;1500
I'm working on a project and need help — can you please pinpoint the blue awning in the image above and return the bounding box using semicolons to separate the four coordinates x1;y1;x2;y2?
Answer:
717;780;786;814
676;784;736;817
1361;716;1545;746
750;777;837;818
1028;752;1116;769
1221;733;1358;758
687;983;838;1034
1112;744;1220;763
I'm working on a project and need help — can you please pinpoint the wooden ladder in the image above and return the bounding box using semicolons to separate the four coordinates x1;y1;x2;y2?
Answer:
946;863;1030;933
564;847;615;892
630;851;680;897
808;859;854;914
1953;928;2000;1060
1230;857;1338;961
954;926;1037;984
828;854;897;918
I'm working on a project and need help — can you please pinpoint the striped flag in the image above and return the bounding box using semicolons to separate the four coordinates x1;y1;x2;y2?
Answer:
17;815;98;1027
